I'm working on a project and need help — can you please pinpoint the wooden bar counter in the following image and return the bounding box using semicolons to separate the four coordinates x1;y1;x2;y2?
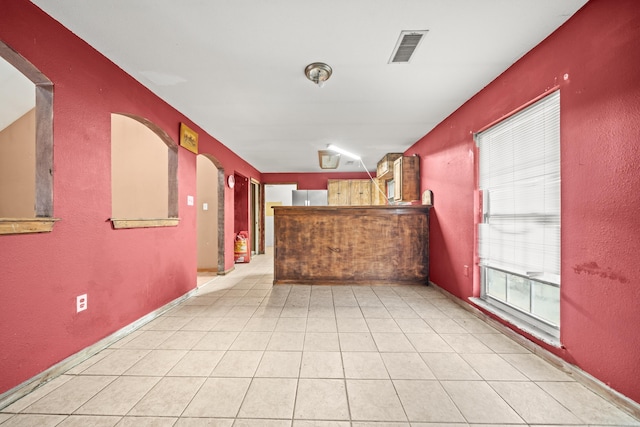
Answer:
273;205;430;286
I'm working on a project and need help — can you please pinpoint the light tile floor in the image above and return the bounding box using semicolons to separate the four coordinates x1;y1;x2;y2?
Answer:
2;251;640;427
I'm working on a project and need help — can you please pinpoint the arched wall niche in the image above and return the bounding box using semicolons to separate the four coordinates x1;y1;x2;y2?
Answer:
198;153;226;273
110;113;179;229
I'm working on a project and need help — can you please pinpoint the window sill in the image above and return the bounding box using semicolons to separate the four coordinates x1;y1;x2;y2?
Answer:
110;218;180;229
469;297;561;348
0;218;60;235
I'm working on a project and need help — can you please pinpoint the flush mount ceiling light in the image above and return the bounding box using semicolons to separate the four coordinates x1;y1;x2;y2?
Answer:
305;62;332;87
318;150;340;169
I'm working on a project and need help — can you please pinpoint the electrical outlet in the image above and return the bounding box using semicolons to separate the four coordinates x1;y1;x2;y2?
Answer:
77;294;87;312
463;265;469;277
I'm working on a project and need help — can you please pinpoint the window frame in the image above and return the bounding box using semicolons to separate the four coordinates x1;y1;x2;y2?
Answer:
475;90;561;342
0;41;56;235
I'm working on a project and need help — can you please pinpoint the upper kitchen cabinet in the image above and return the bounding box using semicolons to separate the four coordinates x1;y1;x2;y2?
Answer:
393;156;420;202
371;178;387;205
328;179;372;206
327;180;350;205
377;153;402;180
349;180;373;205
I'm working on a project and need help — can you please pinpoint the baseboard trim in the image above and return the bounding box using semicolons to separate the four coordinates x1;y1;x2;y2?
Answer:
429;281;640;420
197;268;218;273
218;266;235;275
0;288;198;410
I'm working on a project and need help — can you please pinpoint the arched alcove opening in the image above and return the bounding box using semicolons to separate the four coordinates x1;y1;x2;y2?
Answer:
197;153;225;275
110;113;178;228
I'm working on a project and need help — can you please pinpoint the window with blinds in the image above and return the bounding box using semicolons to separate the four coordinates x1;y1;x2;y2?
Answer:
476;90;560;336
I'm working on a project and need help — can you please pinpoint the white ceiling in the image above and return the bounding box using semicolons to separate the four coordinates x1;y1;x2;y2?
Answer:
29;0;587;173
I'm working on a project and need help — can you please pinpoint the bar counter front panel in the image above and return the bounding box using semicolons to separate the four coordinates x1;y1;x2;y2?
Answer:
273;205;430;286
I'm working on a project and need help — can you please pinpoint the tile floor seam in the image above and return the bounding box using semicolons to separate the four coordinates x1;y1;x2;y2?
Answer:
291;342;305;422
501;379;581;425
100;377;155;420
388;375;417;424
482;380;531;425
443;379;527;425
337;325;354;424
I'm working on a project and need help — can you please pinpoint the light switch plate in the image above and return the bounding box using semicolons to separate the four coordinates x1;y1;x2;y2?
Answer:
187;195;194;206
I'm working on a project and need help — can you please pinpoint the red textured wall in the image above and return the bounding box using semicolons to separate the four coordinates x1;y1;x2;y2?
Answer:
233;173;251;262
262;172;373;190
233;173;250;234
0;1;259;394
2;0;639;406
406;0;640;403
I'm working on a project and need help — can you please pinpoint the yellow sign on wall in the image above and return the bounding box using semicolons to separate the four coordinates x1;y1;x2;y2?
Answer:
266;202;282;216
179;122;198;154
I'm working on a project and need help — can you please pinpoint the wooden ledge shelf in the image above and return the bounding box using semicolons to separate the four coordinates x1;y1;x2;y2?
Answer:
110;218;180;229
0;218;60;235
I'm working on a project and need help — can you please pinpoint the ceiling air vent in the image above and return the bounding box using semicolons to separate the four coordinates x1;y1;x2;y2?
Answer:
388;30;428;64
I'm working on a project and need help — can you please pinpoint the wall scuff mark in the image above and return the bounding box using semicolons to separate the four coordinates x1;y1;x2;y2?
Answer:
572;261;629;284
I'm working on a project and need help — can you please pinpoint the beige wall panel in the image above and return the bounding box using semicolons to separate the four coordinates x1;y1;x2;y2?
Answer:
196;155;219;270
0;109;35;217
111;114;168;218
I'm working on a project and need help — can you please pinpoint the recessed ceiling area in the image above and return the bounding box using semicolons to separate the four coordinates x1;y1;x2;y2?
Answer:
29;0;588;173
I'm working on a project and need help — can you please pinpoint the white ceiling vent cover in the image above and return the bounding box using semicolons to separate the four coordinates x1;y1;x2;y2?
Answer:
389;30;428;63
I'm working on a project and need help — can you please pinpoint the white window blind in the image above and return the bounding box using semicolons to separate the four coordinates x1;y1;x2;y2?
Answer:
477;91;560;285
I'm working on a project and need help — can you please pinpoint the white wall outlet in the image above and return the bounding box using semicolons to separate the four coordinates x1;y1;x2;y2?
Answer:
77;294;87;312
187;195;194;206
202;202;208;211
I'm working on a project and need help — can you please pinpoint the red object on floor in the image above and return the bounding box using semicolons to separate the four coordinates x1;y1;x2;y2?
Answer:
234;231;249;263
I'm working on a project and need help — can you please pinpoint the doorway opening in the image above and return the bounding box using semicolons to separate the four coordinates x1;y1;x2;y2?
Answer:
250;179;263;256
264;184;297;249
196;154;225;286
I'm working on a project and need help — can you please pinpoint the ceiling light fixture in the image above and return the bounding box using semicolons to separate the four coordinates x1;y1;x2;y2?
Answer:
318;150;340;169
305;62;332;88
327;144;360;160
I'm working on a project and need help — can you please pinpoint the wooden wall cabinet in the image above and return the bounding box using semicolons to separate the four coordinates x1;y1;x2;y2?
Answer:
349;180;372;205
371;178;387;205
377;153;402;180
328;179;372;206
327;180;350;205
393;156;420;202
